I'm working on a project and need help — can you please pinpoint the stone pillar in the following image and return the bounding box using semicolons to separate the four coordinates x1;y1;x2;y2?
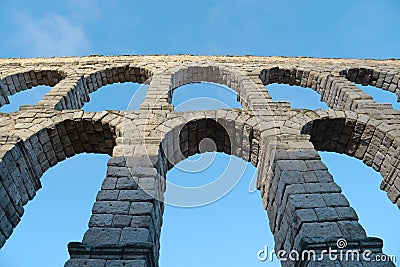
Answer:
64;155;164;267
258;137;395;266
140;73;171;111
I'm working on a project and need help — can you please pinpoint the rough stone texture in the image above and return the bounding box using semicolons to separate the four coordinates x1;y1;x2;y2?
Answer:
0;55;398;266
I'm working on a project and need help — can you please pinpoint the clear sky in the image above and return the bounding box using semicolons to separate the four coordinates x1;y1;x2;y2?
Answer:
0;1;399;267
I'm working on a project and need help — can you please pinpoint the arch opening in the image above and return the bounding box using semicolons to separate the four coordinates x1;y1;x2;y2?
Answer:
340;68;400;109
0;85;51;113
266;83;328;110
340;68;399;93
159;152;276;266
0;70;65;98
319;151;400;259
0;114;118;253
0;153;110;267
0;69;66;112
167;65;260;110
82;82;149;112
260;67;329;109
301;115;400;206
157;116;273;265
58;66;151;110
158;117;261;178
357;85;400;110
172;82;242;111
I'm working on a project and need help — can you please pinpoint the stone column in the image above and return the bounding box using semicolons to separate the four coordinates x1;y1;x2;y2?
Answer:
258;136;395;266
140;74;171;111
64;155;164;267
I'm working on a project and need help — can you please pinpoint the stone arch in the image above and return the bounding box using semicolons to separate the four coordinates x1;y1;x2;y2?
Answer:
283;110;400;206
46;65;152;110
0;69;66;108
155;110;262;177
0;111;120;248
340;67;400;101
260;67;377;110
170;65;270;110
141;64;270;111
260;67;331;106
260;67;314;87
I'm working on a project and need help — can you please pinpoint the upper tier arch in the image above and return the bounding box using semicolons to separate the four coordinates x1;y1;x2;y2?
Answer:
0;69;66;108
140;64;271;111
340;67;400;101
260;67;379;110
49;65;152;110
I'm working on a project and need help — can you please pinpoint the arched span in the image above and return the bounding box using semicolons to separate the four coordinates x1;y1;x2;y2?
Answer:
286;110;400;207
260;67;376;110
260;67;332;106
166;65;269;110
53;65;152;110
340;68;400;93
154;113;262;207
156;112;262;176
0;111;120;248
340;68;400;102
0;69;66;108
172;82;242;111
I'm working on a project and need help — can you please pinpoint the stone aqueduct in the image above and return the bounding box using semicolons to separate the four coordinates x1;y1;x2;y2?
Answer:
0;55;399;266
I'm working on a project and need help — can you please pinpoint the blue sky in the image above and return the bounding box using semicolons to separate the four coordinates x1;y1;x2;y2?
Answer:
0;1;399;266
0;0;399;59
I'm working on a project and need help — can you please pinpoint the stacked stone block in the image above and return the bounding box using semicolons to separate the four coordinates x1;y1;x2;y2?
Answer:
258;136;394;266
66;156;163;267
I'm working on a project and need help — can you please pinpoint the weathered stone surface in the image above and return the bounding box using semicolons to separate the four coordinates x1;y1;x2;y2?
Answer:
65;259;106;267
129;202;154;216
112;215;132;228
105;260;146;267
93;201;130;215
89;214;113;227
82;228;121;245
120;228;150;244
116;177;138;190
